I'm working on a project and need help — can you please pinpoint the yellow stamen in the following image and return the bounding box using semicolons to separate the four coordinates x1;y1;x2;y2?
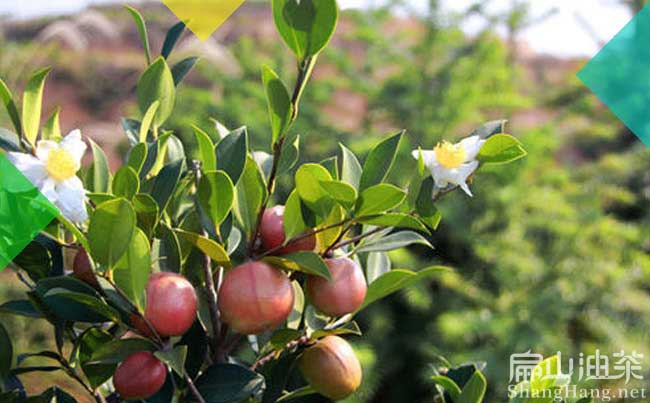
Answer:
46;149;77;181
434;141;466;169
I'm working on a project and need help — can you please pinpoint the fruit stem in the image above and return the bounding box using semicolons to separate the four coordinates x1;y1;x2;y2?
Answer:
184;371;206;403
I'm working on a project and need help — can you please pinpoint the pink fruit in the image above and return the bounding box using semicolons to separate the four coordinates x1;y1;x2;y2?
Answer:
260;206;316;254
144;272;197;337
306;257;367;317
114;351;166;400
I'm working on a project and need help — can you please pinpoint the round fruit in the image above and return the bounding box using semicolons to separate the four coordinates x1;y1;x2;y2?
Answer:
260;205;316;254
299;336;362;400
72;248;100;289
218;261;294;334
144;272;197;337
114;351;167;400
306;257;367;317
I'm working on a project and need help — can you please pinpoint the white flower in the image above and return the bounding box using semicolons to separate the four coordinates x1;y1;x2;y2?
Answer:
8;130;88;223
412;135;485;197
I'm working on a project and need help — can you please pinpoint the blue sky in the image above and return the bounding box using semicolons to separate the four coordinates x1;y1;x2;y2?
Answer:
0;0;634;57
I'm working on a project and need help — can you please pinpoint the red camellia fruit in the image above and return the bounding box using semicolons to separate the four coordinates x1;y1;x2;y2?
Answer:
260;205;316;254
306;257;367;317
114;351;167;400
72;248;100;289
218;261;294;334
144;272;197;337
299;336;362;400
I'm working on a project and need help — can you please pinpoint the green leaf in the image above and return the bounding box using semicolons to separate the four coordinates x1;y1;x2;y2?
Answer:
195;363;265;403
530;356;566;392
358;213;429;233
87;139;111;193
457;370;487;403
431;376;462;400
42;289;120;322
0;128;21;152
42;106;62;141
359;131;403;191
320;156;339;179
355;184;405;216
151;158;184;215
416;177;442;230
137;57;176;127
174;229;231;268
319;180;357;209
79;328;116;389
262;66;293;143
139;100;160;143
477;133;527;165
171;56;199;86
366;251;391;284
276;386;318;402
0;300;42;318
114;228;150;311
0;78;22;135
310;321;362;339
287;281;304;329
278;133;300;173
198;170;234;228
154;224;182;273
357;231;432;253
283;190;308;240
127;142;148;174
339;143;362;189
88;338;156;364
0;323;12;382
263;251;332;280
272;0;338;59
161;21;186;59
295;163;334;217
192;124;216;171
21;67;51;146
216;126;248;184
133;193;159;237
234;155;267;236
125;5;151;64
361;266;450;309
155;345;188;376
469;119;507;139
112;166;140;200
88;198;136;268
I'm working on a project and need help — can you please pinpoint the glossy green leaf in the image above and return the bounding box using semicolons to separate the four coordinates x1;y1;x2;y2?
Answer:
174;229;231;269
87;198;136;268
361;266;450;309
477;133;527;165
457;370;487;403
125;5;151;64
357;231;432;253
88;338;156;364
172;56;199;86
161;21;186;59
355;184;405;217
133;193;158;237
272;0;338;59
155;223;182;273
114;228;150;311
22;67;51;146
339;143;362;189
139;100;160;143
262;65;293;143
276;386;318;402
79;328;116;388
358;213;429;233
42;106;62;141
295;163;333;217
198;170;234;227
0;300;42;318
264;251;331;280
195;363;265;403
112;166;140;200
137;57;176;127
470;119;507;139
42;289;120;322
311;321;362;339
431;376;462;400
127;142;148;174
234;155;267;235
0;128;21;152
359;131;403;191
416;177;442;230
278;133;300;173
283;190;308;240
87;138;111;193
155;345;188;376
366;251;391;284
151;158;184;215
319;180;357;209
216;126;248;184
192;124;216;171
287;281;304;329
0;78;22;135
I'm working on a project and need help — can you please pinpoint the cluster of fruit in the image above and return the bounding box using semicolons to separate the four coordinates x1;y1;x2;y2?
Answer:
104;206;366;400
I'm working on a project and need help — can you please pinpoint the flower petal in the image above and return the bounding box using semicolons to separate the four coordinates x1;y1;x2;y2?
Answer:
417;149;438;169
459;135;485;161
6;152;48;187
35;140;60;162
40;178;59;202
55;176;88;223
60;129;87;164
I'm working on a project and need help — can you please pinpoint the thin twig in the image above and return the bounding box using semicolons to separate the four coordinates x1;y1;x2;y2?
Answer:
184;371;206;403
251;335;311;371
329;226;385;253
322;222;355;257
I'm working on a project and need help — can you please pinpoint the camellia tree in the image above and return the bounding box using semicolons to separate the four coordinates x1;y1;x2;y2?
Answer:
0;1;527;402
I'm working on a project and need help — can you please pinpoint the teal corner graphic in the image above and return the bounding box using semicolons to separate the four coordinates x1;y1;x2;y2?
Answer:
578;4;650;146
0;153;59;272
